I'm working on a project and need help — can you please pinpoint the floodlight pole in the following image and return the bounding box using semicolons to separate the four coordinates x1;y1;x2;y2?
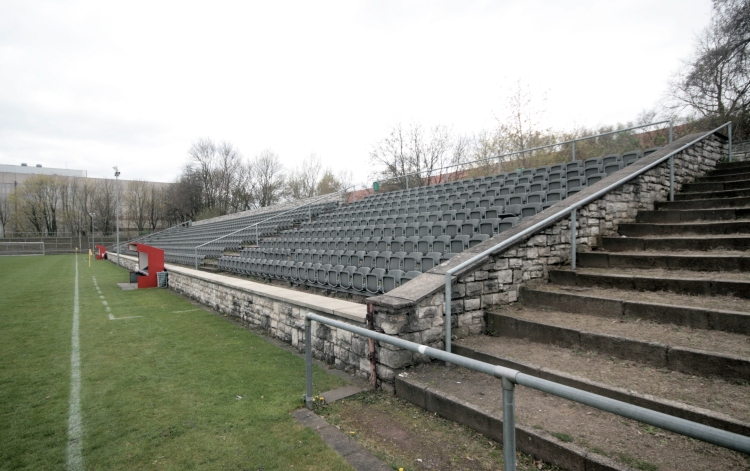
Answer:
114;167;121;266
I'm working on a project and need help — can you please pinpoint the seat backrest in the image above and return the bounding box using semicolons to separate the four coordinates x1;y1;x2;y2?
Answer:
469;234;490;247
604;163;621;175
450;235;471;253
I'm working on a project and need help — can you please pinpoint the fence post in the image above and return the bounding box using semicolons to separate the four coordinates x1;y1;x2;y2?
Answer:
406;175;409;190
669;119;674;143
572;140;576;162
305;317;313;410
729;122;733;162
570;209;577;270
502;377;517;471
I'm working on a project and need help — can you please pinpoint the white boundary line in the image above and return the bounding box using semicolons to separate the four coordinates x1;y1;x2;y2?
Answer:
67;255;83;470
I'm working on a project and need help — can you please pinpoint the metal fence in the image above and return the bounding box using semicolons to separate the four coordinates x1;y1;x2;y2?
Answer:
303;313;750;471
376;120;674;191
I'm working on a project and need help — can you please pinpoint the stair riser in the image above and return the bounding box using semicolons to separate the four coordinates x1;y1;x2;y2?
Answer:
520;288;750;335
656;196;750;210
452;343;750;436
696;172;750;182
682;180;750;193
602;236;750;252
549;270;750;299
486;313;750;381
636;208;750;223
705;165;750;176
577;252;750;272
675;188;750;201
618;221;750;236
714;161;750;170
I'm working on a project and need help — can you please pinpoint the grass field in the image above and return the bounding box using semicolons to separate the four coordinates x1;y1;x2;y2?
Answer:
0;254;352;470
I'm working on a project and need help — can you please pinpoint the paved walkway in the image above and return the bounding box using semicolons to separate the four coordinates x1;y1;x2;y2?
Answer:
116;254;367;322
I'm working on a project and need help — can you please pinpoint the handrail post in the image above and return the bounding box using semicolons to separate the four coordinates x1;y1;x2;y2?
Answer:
570;209;577;270
444;273;452;353
305;317;313;410
669;155;675;202
194;247;198;270
572;140;576;162
405;175;409;190
729;122;733;162
669;119;674;143
502;377;517;471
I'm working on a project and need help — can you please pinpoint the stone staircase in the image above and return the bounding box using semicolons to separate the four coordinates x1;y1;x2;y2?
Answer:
396;161;750;470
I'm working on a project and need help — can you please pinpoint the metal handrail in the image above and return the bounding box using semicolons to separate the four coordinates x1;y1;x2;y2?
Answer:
303;313;750;471
443;121;732;353
193;189;350;269
107;221;191;252
376;120;674;190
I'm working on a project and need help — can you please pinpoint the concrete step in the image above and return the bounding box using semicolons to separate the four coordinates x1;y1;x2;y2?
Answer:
577;251;750;272
655;196;750;210
601;235;750;252
618;220;750;236
705;164;750;176
635;207;750;223
549;267;750;299
674;188;750;201
452;337;750;436
715;160;750;170
696;171;750;182
397;364;749;471
682;178;750;193
484;308;750;381
519;284;750;334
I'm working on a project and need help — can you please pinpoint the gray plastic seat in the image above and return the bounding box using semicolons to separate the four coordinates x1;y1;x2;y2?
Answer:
383;270;405;293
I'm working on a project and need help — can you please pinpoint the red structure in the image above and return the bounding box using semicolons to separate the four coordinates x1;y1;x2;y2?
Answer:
95;245;107;260
127;243;165;288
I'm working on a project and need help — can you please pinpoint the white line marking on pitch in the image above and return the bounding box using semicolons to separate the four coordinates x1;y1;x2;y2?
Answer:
102;301;107;306
172;308;201;313
108;314;142;321
67;253;84;470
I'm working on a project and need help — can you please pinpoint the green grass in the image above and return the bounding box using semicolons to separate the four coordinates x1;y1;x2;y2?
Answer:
0;254;351;470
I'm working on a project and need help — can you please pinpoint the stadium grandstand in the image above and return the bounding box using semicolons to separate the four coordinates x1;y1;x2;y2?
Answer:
109;146;659;294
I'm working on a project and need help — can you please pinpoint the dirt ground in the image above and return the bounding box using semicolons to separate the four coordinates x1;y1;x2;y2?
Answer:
404;363;750;471
317;390;563;471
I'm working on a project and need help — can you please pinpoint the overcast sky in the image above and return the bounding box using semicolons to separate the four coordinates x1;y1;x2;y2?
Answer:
0;0;712;185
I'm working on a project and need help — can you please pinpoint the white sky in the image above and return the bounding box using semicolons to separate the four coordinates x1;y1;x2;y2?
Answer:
0;0;712;185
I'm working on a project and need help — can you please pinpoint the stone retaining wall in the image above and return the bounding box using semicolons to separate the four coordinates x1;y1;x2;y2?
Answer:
108;255;373;381
369;131;728;391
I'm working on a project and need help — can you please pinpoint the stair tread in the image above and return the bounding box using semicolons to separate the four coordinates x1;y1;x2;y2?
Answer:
553;266;750;282
525;283;750;317
403;363;749;470
608;234;750;240
455;335;750;424
487;306;750;359
591;249;750;257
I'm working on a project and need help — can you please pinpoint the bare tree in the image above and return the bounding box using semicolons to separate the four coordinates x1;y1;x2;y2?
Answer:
251;149;285;207
92;179;115;235
370;123;466;189
285;153;323;200
8;175;64;234
126;179;149;232
146;183;164;231
668;0;750;136
0;195;10;236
